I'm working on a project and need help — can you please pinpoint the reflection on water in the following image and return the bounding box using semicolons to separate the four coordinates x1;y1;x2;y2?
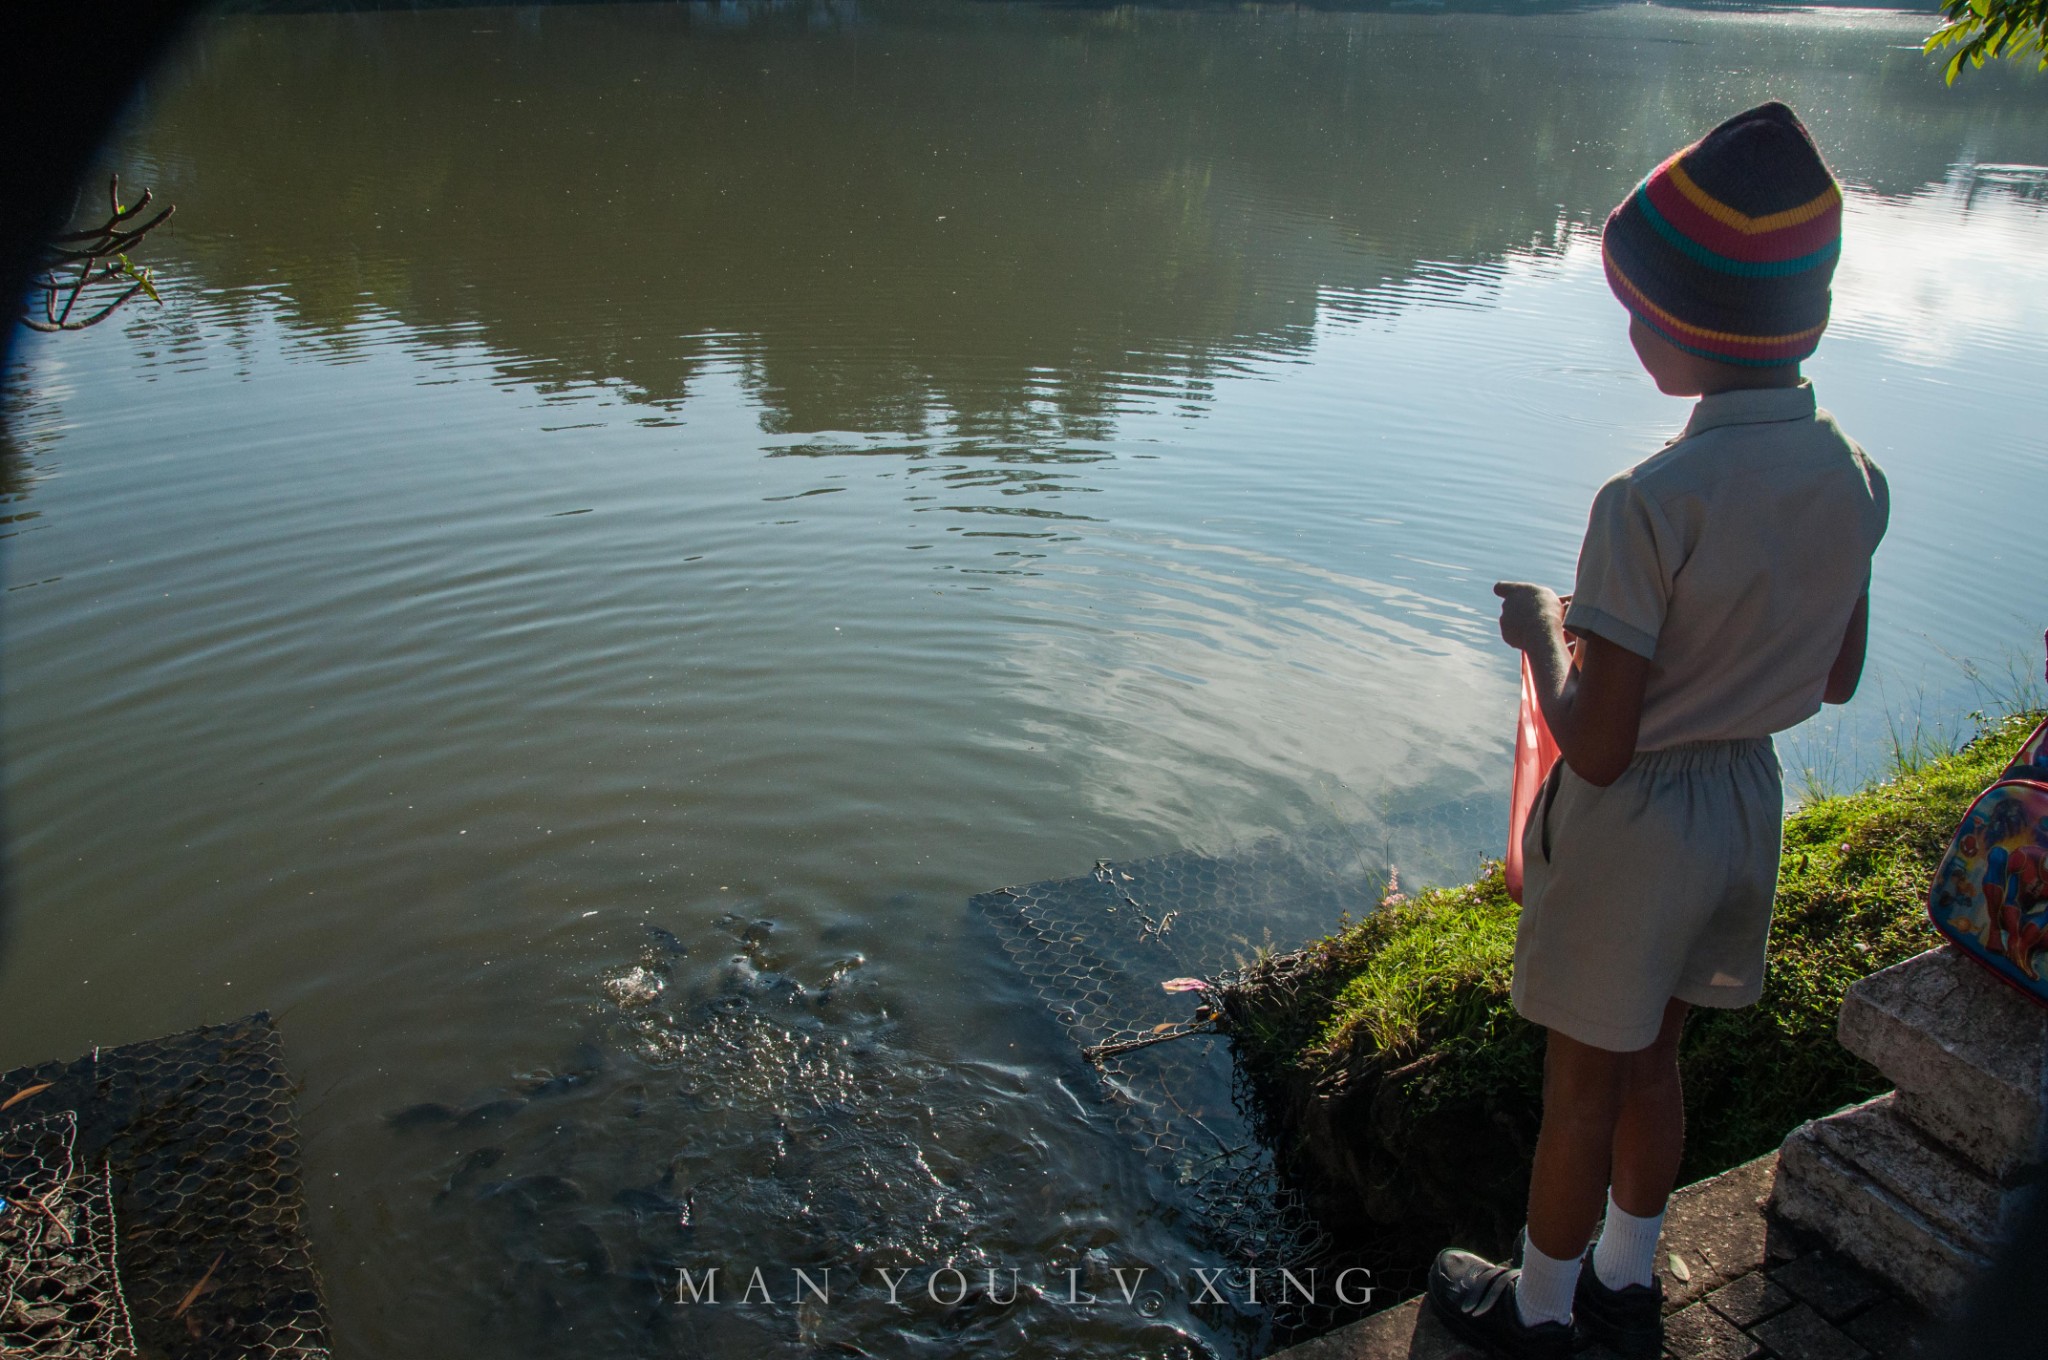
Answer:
1833;162;2048;364
107;2;2047;450
3;3;2046;1357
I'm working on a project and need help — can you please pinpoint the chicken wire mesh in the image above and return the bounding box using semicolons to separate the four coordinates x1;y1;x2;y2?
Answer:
0;1013;331;1360
972;797;1500;1344
0;1112;133;1359
974;849;1343;1339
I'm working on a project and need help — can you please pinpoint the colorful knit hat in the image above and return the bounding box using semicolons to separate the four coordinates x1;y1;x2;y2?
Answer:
1603;101;1842;367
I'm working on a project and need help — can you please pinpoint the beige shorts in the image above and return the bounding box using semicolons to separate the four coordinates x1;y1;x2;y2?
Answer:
1512;737;1783;1052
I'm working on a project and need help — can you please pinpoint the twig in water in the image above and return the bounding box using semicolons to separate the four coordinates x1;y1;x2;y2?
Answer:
1080;1019;1217;1065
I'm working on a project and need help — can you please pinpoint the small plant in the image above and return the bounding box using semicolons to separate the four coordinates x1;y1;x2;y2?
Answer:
23;175;174;333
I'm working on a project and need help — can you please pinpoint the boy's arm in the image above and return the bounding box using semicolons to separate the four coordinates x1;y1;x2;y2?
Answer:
1497;582;1650;788
1823;591;1869;705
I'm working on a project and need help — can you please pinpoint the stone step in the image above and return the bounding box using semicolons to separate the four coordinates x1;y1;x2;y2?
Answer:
1772;1092;2000;1310
1836;945;2048;1182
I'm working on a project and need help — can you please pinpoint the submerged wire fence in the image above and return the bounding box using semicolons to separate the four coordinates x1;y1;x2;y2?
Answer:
972;834;1480;1346
0;1014;330;1360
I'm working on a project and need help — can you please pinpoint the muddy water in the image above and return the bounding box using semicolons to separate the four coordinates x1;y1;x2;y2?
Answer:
3;3;2045;1356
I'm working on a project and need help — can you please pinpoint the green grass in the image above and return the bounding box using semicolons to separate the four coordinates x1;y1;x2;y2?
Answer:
1224;710;2044;1209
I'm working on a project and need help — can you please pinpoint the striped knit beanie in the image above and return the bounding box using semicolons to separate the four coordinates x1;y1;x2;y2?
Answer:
1603;102;1842;367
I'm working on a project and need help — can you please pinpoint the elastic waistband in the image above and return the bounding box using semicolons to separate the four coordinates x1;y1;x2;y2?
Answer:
1630;736;1776;773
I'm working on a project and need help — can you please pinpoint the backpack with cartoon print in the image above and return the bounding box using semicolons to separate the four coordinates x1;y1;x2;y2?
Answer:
1927;632;2048;1007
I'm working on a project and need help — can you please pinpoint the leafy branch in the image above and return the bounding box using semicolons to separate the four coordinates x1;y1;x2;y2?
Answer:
22;174;175;333
1926;0;2048;84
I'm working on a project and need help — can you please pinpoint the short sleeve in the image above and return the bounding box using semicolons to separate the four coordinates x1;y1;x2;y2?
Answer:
1563;472;1674;660
1861;450;1890;552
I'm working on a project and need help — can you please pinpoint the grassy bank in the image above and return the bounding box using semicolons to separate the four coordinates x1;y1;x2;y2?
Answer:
1221;710;2043;1259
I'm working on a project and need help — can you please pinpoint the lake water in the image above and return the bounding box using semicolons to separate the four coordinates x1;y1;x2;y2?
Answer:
3;3;2045;1356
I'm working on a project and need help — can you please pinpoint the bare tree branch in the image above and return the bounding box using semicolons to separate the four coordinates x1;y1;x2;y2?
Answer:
20;174;173;333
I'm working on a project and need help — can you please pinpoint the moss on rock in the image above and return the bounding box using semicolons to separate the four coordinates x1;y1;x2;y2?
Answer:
1221;710;2043;1260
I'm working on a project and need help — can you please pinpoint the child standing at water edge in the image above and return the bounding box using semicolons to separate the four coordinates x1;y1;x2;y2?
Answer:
1425;103;1888;1360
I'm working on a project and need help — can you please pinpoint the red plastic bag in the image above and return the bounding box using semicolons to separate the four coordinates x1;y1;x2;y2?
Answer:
1505;652;1562;906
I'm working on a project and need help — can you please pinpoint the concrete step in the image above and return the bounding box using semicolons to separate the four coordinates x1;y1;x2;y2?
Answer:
1773;1092;1999;1310
1837;946;2048;1182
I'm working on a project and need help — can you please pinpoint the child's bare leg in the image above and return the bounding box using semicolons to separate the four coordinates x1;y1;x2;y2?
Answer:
1611;998;1690;1217
1526;1028;1628;1261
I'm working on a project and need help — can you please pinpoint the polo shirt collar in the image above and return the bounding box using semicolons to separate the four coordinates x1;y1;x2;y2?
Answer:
1678;381;1817;439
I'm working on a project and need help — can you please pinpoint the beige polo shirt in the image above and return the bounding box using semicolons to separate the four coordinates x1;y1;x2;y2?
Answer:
1564;382;1888;752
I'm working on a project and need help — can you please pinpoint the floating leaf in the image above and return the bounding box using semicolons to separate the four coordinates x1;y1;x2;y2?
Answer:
173;1251;226;1319
0;1082;52;1112
1160;977;1209;994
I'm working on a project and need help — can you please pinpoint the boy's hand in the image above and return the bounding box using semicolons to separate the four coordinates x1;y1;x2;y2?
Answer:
1493;581;1565;653
1494;579;1650;786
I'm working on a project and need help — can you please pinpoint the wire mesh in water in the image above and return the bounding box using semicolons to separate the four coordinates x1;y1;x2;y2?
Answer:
974;840;1410;1344
0;1013;331;1360
0;1111;134;1359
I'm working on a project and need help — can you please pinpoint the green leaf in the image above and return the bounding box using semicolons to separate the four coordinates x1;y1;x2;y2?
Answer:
116;253;161;304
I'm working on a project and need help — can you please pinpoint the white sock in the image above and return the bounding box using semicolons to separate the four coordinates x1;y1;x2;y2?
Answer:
1591;1190;1664;1290
1514;1234;1580;1327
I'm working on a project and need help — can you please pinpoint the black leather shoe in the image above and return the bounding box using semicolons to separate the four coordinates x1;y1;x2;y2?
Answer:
1427;1248;1575;1360
1575;1263;1662;1360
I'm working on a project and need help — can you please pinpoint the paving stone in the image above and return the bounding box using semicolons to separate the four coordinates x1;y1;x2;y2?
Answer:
1703;1271;1794;1328
1663;1300;1762;1360
1259;1297;1488;1360
1769;1254;1887;1323
1837;946;2048;1182
1838;1297;1932;1360
1657;1152;1777;1309
1748;1302;1871;1360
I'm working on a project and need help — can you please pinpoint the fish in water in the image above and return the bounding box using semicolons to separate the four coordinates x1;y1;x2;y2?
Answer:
525;1073;581;1099
456;1146;505;1175
455;1097;529;1129
613;1161;694;1229
524;1038;609;1098
510;1173;584;1203
611;1186;682;1218
615;1255;686;1289
482;1173;586;1215
434;1146;505;1203
560;1221;613;1278
385;1102;462;1131
644;924;687;956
